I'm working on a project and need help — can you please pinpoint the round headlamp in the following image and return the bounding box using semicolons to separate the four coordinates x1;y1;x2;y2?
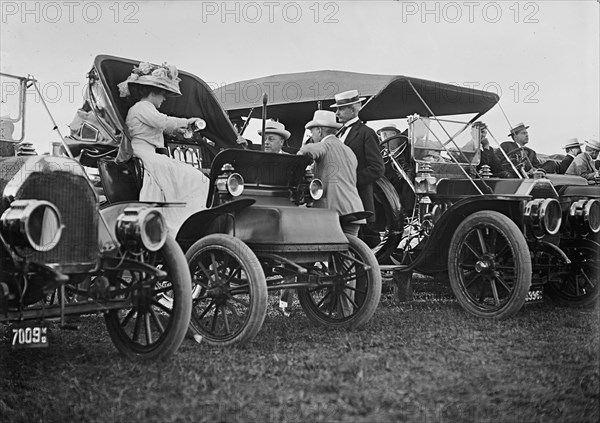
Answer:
227;173;244;197
524;198;562;238
569;199;600;234
116;207;167;252
0;199;63;252
309;179;323;201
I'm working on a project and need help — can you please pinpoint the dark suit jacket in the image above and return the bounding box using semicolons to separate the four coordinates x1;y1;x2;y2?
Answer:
343;121;385;218
558;154;575;174
497;141;541;177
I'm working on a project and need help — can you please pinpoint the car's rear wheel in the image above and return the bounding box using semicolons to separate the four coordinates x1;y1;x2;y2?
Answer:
186;234;267;347
298;235;381;328
448;211;531;319
545;239;599;308
104;236;192;360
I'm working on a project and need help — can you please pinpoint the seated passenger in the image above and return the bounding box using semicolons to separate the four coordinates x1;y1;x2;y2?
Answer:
117;61;210;235
497;122;542;178
558;139;582;174
478;137;502;176
258;120;291;154
565;138;600;182
377;124;415;213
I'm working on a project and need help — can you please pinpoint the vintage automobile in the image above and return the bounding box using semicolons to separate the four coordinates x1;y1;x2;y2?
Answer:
68;55;382;347
214;71;404;262
0;72;192;359
358;76;600;318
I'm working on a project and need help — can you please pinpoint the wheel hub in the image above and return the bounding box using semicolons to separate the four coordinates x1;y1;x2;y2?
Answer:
475;259;492;273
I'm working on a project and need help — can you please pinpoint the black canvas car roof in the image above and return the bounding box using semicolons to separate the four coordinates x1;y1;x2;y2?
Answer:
92;54;240;150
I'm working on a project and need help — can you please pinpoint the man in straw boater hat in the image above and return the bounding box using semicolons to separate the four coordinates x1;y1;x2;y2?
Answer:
558;138;583;174
298;110;366;316
257;120;291;154
497;122;542;178
332;90;384;247
565;138;600;181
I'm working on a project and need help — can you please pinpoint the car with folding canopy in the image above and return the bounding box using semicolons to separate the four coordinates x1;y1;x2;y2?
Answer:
0;71;192;359
358;75;600;318
66;55;382;347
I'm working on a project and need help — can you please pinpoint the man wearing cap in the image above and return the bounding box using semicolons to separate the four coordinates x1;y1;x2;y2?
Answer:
332;90;384;245
565;139;600;181
258;120;290;154
378;124;415;212
497;122;542;178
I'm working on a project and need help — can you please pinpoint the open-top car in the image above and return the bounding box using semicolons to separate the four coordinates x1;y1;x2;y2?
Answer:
68;55;382;347
0;72;192;359
358;76;600;318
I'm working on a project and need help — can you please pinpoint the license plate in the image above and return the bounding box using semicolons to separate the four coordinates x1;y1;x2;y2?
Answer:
9;322;49;350
525;289;543;302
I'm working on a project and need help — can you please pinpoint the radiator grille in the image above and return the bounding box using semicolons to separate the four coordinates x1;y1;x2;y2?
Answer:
17;171;98;272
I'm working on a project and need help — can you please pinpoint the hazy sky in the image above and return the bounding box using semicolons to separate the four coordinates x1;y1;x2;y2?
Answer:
1;0;599;153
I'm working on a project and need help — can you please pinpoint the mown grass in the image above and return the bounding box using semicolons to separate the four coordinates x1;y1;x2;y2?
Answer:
1;277;598;423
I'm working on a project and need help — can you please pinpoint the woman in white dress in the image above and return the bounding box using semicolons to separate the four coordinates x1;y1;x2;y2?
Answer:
118;62;209;235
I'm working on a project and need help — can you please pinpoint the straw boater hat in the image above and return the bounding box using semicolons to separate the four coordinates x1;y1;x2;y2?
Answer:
583;138;600;151
330;90;366;108
305;110;342;129
257;120;291;140
563;138;582;150
118;61;182;97
508;122;529;137
376;124;401;135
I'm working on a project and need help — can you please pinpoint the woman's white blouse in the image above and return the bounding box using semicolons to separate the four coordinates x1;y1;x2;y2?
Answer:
126;100;188;148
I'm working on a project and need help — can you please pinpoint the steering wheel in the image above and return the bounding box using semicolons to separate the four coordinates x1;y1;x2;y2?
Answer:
503;146;528;167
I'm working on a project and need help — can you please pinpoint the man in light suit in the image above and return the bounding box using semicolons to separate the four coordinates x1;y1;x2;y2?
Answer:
299;110;366;316
332;90;384;247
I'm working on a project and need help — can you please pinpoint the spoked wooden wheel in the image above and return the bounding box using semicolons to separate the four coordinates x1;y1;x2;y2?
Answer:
545;239;599;308
298;235;382;329
104;236;192;360
186;234;267;347
448;211;531;319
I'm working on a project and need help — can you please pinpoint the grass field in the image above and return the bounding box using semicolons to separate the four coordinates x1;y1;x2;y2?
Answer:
1;277;598;423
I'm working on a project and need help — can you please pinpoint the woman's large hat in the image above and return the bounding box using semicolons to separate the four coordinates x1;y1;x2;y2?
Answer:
118;62;182;97
330;90;366;108
305;110;342;129
257;120;291;140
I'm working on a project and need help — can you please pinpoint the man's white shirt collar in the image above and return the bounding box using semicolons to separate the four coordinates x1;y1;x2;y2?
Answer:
339;117;359;142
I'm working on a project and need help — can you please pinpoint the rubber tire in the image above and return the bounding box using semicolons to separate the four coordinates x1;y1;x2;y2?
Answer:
448;211;531;320
298;234;382;329
104;236;192;360
185;234;267;347
545;240;599;308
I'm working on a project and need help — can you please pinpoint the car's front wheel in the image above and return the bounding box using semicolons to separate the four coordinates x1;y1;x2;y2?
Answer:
448;211;531;319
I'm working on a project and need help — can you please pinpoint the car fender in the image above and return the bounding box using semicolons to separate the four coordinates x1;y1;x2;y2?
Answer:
413;196;524;275
175;198;255;251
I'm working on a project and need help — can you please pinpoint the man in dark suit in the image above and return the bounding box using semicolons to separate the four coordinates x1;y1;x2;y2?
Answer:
558;139;582;174
332;90;384;247
497;122;542;178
